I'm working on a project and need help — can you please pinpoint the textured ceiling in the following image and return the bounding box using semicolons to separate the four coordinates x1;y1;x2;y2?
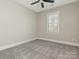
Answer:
14;0;78;12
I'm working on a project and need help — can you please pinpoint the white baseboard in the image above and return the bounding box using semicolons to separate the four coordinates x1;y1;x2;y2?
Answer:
38;37;79;47
0;38;37;51
1;37;79;51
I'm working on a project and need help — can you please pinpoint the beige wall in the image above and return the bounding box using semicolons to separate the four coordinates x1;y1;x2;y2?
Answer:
37;2;79;43
0;0;79;48
0;0;37;47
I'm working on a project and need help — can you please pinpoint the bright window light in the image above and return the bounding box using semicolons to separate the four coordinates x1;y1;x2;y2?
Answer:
47;11;59;33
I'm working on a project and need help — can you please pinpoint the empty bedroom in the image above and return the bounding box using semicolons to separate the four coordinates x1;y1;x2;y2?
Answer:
0;0;79;59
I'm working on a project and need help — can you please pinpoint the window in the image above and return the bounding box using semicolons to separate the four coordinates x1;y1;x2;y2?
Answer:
47;12;59;33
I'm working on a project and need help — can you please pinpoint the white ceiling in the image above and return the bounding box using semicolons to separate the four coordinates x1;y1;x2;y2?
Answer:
14;0;78;12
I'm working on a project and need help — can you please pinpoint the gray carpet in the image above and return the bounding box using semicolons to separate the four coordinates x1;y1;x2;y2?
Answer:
0;39;79;59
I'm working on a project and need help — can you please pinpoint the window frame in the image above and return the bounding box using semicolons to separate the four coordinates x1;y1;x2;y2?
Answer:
47;11;59;34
